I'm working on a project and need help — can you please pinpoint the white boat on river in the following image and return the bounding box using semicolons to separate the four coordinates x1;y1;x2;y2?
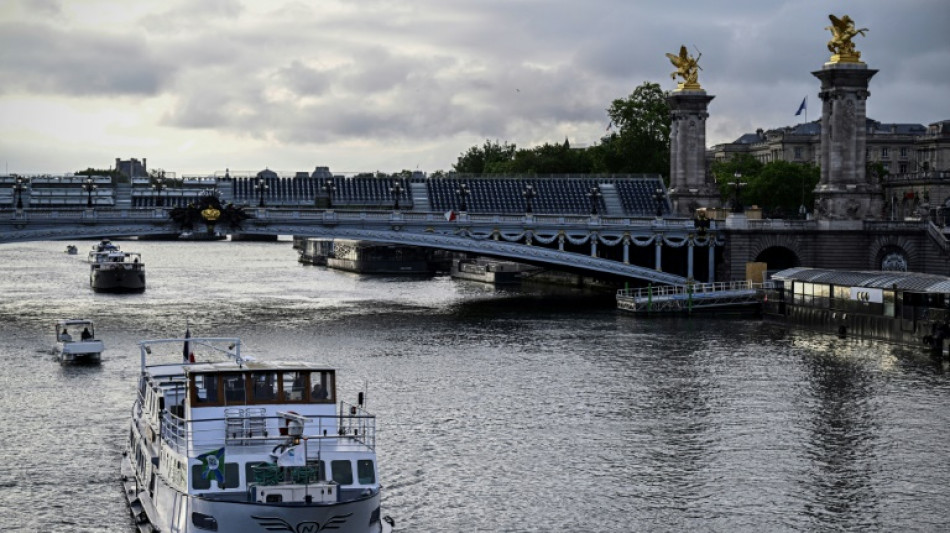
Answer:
52;318;104;364
89;250;146;293
122;336;393;533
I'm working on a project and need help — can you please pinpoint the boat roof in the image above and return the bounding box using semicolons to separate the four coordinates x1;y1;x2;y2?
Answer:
56;318;94;326
184;360;335;375
771;267;950;293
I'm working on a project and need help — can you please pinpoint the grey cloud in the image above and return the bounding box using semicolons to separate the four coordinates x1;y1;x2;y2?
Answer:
0;22;172;96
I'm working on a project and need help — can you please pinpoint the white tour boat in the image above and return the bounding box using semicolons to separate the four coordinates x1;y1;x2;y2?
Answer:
53;318;104;364
122;335;394;533
90;250;146;293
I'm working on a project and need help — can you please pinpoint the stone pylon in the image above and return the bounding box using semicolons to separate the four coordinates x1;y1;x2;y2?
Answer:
812;61;883;221
668;89;720;216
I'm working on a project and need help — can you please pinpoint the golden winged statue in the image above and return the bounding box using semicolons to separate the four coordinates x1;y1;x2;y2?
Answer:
666;45;702;90
825;14;868;63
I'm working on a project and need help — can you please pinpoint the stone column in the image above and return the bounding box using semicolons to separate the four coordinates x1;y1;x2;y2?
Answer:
812;62;883;222
668;90;719;216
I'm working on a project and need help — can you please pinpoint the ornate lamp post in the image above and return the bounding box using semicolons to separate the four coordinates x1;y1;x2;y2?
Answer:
82;177;98;208
456;182;470;212
255;175;269;207
588;185;602;215
12;176;27;210
390;180;404;211
730;171;746;213
522;184;537;214
323;178;336;208
151;173;167;207
653;188;666;218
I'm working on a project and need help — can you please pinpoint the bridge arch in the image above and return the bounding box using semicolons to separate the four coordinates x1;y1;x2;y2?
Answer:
869;236;918;272
750;235;803;272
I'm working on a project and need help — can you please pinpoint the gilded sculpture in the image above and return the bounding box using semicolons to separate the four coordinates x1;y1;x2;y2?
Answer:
666;45;702;90
825;14;868;63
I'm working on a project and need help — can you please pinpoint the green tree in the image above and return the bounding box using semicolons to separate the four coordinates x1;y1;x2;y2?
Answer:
591;81;671;175
712;155;819;218
453;140;517;174
505;139;594;174
749;161;820;218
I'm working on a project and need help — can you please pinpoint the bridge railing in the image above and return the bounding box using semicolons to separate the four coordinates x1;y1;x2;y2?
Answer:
6;207;168;221
247;207;706;230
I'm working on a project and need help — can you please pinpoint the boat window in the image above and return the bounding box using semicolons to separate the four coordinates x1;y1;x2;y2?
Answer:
884;290;895;317
311;460;326;481
222;374;247;404
309;371;335;403
192;375;221;406
191;462;239;490
250;372;278;403
834;286;850;300
357;459;376;485
331;460;353;485
281;371;307;402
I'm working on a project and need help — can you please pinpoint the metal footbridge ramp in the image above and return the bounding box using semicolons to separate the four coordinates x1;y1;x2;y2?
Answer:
616;281;769;314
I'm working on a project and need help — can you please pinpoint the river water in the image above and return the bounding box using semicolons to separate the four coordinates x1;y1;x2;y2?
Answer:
0;239;947;532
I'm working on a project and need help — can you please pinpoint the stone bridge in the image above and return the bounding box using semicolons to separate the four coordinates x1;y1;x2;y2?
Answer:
0;207;727;285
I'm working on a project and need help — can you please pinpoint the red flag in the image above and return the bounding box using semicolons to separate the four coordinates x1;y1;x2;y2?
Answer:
444;210;457;221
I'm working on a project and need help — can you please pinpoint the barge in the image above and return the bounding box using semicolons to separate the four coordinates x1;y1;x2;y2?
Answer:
762;267;950;354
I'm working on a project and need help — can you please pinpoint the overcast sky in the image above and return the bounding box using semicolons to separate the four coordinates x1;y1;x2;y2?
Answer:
1;0;947;176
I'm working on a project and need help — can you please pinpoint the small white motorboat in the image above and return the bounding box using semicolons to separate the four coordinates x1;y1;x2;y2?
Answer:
53;318;104;364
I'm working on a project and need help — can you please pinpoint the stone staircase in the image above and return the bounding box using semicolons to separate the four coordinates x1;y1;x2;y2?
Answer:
409;182;430;211
598;183;623;216
113;182;132;209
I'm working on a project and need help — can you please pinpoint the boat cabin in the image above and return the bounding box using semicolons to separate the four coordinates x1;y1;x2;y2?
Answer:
132;345;379;505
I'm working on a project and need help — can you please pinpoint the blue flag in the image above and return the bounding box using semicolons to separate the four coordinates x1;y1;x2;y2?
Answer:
795;97;807;116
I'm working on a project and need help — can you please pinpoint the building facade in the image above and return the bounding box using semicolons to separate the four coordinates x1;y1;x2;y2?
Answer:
708;118;948;176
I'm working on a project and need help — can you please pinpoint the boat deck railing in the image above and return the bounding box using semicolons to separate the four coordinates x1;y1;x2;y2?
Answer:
616;280;773;313
158;406;377;457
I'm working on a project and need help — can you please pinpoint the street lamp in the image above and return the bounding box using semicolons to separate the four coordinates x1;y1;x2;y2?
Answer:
151;174;167;207
82;177;97;208
255;175;269;207
730;171;746;213
653;188;666;218
522;184;537;214
588;185;602;215
323;178;336;208
456;182;470;212
390;179;404;210
12;176;27;210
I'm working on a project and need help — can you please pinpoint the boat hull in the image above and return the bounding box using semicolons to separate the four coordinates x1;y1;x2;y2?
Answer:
327;257;431;275
90;268;146;293
54;340;104;364
123;454;385;533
